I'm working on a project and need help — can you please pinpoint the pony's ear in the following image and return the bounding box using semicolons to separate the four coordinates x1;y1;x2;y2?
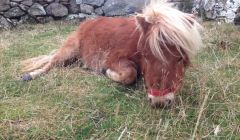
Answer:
136;16;151;34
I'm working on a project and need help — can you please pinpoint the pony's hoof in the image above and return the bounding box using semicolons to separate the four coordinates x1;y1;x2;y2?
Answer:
23;74;32;81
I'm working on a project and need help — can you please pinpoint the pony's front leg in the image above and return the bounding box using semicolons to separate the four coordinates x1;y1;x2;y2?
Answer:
106;59;137;85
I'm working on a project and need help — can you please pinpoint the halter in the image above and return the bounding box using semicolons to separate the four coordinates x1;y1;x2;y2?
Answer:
148;81;182;97
148;88;173;97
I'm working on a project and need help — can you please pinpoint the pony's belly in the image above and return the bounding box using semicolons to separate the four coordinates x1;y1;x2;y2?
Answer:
81;50;110;73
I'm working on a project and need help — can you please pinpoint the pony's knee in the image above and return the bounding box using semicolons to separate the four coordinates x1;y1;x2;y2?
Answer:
123;67;137;85
106;69;119;82
106;67;137;85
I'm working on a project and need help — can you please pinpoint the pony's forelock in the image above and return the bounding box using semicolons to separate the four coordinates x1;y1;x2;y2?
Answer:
137;0;203;62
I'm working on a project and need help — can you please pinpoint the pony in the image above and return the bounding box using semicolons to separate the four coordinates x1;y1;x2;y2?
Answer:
21;1;203;107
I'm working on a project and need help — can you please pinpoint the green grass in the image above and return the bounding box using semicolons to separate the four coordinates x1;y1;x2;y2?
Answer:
0;21;239;139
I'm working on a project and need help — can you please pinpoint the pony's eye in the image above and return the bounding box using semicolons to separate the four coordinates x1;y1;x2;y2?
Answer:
142;53;147;57
178;57;183;63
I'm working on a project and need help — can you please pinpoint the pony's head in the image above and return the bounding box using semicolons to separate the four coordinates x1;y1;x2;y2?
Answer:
136;1;203;107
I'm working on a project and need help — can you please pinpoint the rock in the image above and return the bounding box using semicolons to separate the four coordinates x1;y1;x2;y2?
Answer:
10;2;18;7
94;7;103;15
60;1;69;6
11;0;23;2
65;13;86;20
204;0;225;20
205;11;216;20
19;4;29;11
46;3;68;17
68;0;80;14
35;0;48;5
36;16;54;23
4;7;25;18
82;0;105;7
19;14;37;23
11;19;19;26
80;13;97;19
174;0;194;13
225;0;240;23
78;13;88;19
193;0;240;23
60;0;69;2
43;3;48;7
234;16;240;25
0;15;12;29
76;0;82;4
86;13;97;19
234;6;240;25
235;6;240;15
65;14;80;20
103;0;146;16
80;4;94;14
45;0;54;3
0;0;10;12
60;0;69;5
28;3;46;16
21;0;33;6
66;13;97;20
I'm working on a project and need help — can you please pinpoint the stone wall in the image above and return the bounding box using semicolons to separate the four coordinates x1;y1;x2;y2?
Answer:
193;0;240;23
0;0;147;29
234;6;240;25
1;0;240;29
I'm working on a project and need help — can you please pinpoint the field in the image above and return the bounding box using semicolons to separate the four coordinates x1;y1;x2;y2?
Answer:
0;21;239;139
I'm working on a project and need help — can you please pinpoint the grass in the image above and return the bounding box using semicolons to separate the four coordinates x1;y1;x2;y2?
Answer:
0;21;239;139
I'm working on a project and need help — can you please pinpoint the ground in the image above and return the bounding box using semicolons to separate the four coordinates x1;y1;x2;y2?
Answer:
0;21;239;139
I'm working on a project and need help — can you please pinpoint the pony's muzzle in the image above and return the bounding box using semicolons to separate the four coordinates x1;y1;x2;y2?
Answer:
148;92;175;108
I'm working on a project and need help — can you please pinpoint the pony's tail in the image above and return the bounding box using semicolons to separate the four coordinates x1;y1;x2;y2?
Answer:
21;51;55;73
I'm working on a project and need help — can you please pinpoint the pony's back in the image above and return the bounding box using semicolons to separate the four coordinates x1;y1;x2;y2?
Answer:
76;17;141;71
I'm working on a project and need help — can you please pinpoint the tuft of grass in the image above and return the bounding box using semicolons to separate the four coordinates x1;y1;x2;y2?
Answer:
0;21;239;139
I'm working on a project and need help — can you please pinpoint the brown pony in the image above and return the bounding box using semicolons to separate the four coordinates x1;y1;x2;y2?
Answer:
21;1;203;107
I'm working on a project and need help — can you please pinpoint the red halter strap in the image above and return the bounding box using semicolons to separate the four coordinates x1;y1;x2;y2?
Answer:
148;81;182;97
148;88;172;97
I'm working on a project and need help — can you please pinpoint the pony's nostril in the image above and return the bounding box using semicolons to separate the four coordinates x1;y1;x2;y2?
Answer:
167;99;172;105
149;98;152;103
164;99;174;107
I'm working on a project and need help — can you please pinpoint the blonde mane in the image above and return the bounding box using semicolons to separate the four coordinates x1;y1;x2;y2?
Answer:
137;0;203;61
